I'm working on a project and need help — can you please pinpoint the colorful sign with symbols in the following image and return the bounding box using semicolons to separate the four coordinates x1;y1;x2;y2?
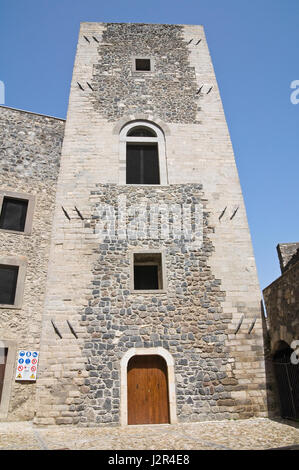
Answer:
15;351;39;381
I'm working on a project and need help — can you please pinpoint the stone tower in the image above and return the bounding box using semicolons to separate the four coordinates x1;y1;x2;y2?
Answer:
32;22;267;426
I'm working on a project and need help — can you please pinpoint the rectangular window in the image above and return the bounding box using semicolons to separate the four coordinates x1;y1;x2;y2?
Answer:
0;191;35;235
135;58;151;71
0;256;27;309
133;253;163;290
0;197;28;232
0;265;19;305
132;57;154;74
126;144;160;184
134;265;159;290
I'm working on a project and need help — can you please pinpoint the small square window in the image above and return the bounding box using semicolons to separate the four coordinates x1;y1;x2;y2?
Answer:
0;256;27;309
0;197;28;232
135;58;151;71
0;265;19;305
133;252;165;291
134;265;159;290
0;191;35;235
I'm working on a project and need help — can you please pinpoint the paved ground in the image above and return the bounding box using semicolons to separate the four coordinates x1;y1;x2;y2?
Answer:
0;418;298;450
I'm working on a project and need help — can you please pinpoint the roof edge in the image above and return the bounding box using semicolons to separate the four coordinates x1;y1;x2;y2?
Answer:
0;105;65;122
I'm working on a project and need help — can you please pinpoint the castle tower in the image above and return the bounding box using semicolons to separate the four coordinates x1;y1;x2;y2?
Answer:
34;23;268;425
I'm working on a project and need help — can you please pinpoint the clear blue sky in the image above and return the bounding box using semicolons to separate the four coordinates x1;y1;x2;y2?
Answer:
0;0;298;290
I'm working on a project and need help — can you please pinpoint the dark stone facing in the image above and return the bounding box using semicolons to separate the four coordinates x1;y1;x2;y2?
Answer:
72;184;235;425
90;23;200;123
0;106;64;180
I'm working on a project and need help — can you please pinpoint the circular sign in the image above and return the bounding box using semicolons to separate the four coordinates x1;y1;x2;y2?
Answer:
25;359;31;364
31;366;36;372
19;351;25;357
32;358;37;364
17;365;23;371
18;358;24;364
32;352;38;358
26;352;31;357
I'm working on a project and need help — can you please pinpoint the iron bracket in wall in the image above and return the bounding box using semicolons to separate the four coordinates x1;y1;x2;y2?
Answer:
67;320;78;339
74;206;84;220
234;314;244;334
248;317;257;334
62;206;70;221
218;206;227;221
51;319;63;339
230;206;239;220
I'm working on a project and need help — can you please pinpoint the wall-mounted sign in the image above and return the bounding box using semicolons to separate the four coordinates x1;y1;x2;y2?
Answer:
15;350;39;381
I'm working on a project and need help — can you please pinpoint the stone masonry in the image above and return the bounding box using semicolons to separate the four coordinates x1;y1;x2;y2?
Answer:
0;106;65;420
90;23;200;123
263;244;299;353
32;23;268;426
0;22;269;425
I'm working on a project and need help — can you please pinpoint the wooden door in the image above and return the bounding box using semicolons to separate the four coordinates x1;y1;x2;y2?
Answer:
0;348;8;403
127;355;170;425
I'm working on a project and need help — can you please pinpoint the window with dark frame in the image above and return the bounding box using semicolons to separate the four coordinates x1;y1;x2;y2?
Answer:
0;347;8;402
133;253;163;290
126;143;160;184
0;265;19;305
0;197;28;232
135;58;151;71
127;127;157;137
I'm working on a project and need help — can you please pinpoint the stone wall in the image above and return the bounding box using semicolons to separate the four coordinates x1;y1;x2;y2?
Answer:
263;256;299;352
76;183;234;424
90;23;200;123
0;106;65;420
277;243;299;274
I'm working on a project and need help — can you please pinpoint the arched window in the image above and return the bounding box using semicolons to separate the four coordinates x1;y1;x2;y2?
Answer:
127;126;157;138
119;121;168;185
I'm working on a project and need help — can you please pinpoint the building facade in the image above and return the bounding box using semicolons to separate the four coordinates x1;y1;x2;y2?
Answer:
0;106;64;420
0;23;268;425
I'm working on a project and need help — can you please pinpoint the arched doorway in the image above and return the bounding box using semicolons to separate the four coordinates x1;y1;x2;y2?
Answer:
273;341;299;420
127;355;170;425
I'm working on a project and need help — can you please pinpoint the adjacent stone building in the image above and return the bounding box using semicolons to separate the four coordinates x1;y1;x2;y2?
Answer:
263;244;299;420
0;106;65;420
263;243;299;352
0;22;269;425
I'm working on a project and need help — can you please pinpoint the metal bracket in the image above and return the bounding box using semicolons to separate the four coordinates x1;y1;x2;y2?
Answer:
61;206;70;221
218;206;227;221
74;206;84;220
234;314;244;334
248;317;257;334
67;320;78;339
51;319;62;339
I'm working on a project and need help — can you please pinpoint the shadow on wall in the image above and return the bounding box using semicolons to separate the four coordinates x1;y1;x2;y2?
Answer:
261;300;280;418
